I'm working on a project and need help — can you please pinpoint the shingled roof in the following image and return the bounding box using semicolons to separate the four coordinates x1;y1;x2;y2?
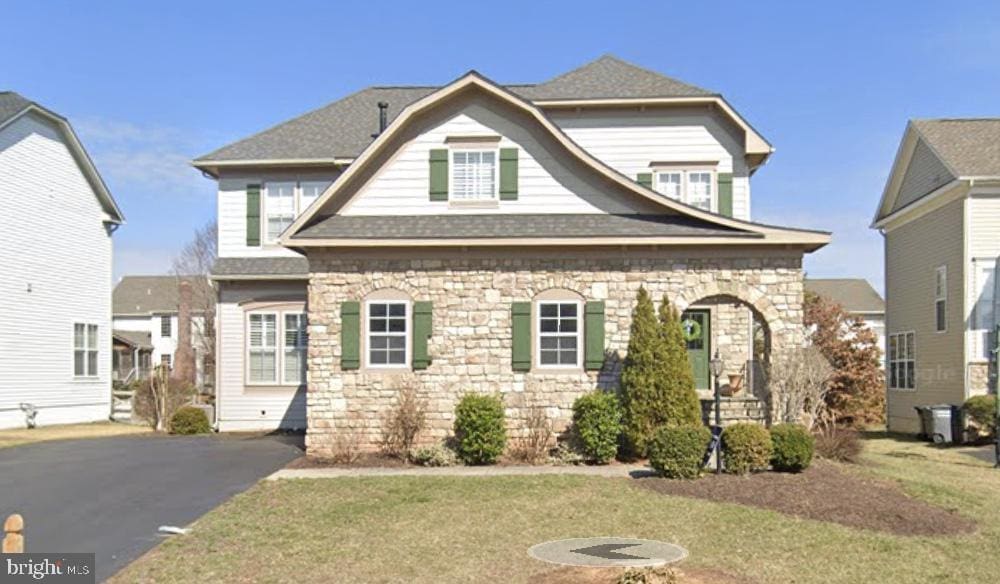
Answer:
194;56;716;165
113;275;211;315
805;278;884;314
0;92;34;126
912;119;1000;177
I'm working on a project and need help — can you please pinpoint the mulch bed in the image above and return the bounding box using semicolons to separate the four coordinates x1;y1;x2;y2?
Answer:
284;453;411;469
634;460;976;536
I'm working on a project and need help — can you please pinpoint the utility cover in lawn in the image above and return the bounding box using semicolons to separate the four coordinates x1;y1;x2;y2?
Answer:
528;537;687;568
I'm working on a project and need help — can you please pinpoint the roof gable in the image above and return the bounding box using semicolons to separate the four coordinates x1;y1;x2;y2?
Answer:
516;55;714;101
113;275;210;315
281;72;827;250
805;278;884;314
912;119;1000;177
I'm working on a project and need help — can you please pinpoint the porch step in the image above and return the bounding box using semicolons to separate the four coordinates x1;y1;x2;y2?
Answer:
700;396;767;427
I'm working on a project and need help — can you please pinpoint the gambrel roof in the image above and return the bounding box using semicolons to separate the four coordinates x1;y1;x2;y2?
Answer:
193;56;769;173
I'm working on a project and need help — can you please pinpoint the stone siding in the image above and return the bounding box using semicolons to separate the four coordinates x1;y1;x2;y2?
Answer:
305;250;804;457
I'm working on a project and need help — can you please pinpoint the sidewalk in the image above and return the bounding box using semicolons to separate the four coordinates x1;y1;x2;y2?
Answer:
268;463;654;480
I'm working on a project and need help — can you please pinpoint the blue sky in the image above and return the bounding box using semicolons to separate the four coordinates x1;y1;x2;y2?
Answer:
3;1;998;291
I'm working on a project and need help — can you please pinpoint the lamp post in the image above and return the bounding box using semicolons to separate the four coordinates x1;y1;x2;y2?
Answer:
709;350;725;474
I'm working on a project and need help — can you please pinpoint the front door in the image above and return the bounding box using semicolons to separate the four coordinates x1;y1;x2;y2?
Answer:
681;310;711;390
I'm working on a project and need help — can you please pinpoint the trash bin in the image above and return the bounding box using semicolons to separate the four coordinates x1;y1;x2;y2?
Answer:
914;404;964;444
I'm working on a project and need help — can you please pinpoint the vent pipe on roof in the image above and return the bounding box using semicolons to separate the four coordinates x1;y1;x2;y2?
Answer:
372;102;389;138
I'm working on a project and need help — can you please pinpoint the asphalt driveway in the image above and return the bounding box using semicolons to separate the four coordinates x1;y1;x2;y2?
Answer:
0;432;302;581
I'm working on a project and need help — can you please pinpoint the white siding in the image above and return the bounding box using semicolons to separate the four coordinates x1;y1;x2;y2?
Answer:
216;280;307;431
966;191;1000;364
0;113;112;429
550;107;752;220
342;103;652;216
217;169;340;258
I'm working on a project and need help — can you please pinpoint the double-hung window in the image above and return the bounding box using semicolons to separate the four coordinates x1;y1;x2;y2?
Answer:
247;312;307;385
74;323;98;377
653;169;715;211
299;181;327;212
367;301;408;367
264;182;296;243
888;332;916;390
934;266;947;332
160;315;172;338
451;150;497;201
973;260;996;359
537;302;581;367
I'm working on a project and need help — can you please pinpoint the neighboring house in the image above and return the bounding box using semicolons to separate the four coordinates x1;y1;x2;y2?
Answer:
805;278;886;364
0;92;124;429
873;119;1000;432
112;275;212;387
193;55;829;450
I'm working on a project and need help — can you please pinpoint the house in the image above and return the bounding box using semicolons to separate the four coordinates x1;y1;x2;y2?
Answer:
873;119;1000;432
0;92;124;429
193;56;829;452
804;278;886;364
112;275;213;388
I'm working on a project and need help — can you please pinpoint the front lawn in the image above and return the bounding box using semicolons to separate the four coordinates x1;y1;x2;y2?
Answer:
111;435;1000;583
0;422;150;449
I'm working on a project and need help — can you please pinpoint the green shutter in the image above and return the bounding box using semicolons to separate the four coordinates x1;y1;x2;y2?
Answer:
412;301;433;370
636;173;652;189
429;149;449;201
511;302;531;372
584;301;606;371
499;148;519;200
717;173;733;217
246;184;261;247
341;301;360;370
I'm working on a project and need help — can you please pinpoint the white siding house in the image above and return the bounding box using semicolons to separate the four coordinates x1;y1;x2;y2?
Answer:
0;92;124;429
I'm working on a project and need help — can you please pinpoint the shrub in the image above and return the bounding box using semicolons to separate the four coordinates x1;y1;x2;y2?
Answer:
510;407;553;464
647;424;711;479
169;406;211;435
550;441;585;466
618;566;678;584
722;423;772;475
621;288;701;455
814;425;863;463
453;393;507;465
963;395;997;438
572;392;623;464
379;377;427;459
770;423;815;472
411;444;458;467
329;431;363;465
131;370;196;430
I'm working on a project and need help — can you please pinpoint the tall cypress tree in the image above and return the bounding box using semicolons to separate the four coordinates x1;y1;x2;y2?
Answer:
620;287;662;455
658;295;703;426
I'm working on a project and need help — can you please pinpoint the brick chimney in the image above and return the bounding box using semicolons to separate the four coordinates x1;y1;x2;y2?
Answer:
173;279;196;384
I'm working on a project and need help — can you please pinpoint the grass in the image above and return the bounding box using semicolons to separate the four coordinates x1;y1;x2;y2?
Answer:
111;434;1000;583
0;422;150;449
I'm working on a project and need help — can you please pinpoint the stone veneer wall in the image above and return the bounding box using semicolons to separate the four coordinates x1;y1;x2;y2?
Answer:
305;250;804;457
968;362;990;397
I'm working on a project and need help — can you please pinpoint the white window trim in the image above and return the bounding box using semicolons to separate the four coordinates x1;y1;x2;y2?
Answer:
653;169;717;213
261;180;333;245
448;148;499;202
364;299;411;370
281;310;308;386
971;257;996;360
888;331;916;391
535;300;583;370
934;265;947;333
73;322;100;379
246;311;278;385
160;315;172;338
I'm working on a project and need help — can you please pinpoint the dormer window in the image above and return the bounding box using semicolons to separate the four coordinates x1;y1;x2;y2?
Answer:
653;167;716;212
451;150;497;201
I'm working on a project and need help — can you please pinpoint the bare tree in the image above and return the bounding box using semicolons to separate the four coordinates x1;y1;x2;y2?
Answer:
766;346;834;430
171;222;218;391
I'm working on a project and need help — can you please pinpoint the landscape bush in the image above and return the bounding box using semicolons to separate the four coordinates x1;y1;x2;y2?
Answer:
618;566;678;584
510;407;553;464
621;288;702;456
572;391;623;463
814;425;863;463
411;444;459;467
770;423;815;472
647;424;711;479
379;377;427;459
963;395;997;438
453;393;507;465
168;406;211;435
722;423;772;475
131;370;196;430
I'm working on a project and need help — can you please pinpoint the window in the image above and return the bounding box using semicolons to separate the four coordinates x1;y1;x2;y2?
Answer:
973;260;996;359
248;313;278;383
537;302;581;367
653;170;715;211
283;313;308;384
934;266;947;332
160;315;172;338
73;323;99;377
264;182;296;242
299;181;327;212
888;332;915;390
451;150;496;200
161;354;172;369
367;301;408;367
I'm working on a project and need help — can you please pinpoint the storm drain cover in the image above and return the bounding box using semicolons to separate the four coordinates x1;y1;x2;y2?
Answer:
528;537;687;568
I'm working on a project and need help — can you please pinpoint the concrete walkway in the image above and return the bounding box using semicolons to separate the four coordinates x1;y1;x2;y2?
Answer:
269;463;654;480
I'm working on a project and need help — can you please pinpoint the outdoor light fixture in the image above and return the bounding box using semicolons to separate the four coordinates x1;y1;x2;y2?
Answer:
710;350;724;473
